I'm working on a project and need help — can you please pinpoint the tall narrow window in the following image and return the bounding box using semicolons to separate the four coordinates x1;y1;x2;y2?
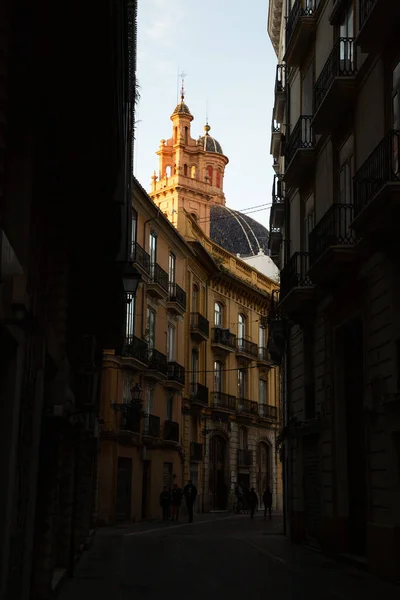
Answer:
166;391;173;421
185;126;188;144
214;302;223;327
174;127;178;143
169;252;176;284
125;294;135;339
166;165;171;177
239;427;248;450
238;313;246;350
216;170;221;188
144;386;154;415
184;163;188;176
259;325;266;348
191;348;199;385
238;368;246;398
192;284;198;313
147;306;156;351
131;210;137;258
149;231;157;276
167;324;175;361
207;166;213;185
303;194;315;253
259;379;267;416
214;361;223;394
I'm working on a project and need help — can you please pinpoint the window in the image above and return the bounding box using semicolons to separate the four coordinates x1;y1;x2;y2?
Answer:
144;386;154;414
238;368;246;398
303;194;315;253
259;379;267;405
214;360;223;393
166;165;171;177
239;427;248;450
125;294;135;338
339;2;354;38
191;348;199;384
167;324;175;361
339;160;353;204
166;392;173;421
259;325;266;349
185;126;188;144
184;163;188;176
169;252;176;284
238;313;246;342
149;231;157;272
216;170;221;188
123;375;134;404
191;165;196;179
207;166;213;185
174;127;178;143
147;306;156;350
214;302;223;327
131;210;137;254
192;284;198;313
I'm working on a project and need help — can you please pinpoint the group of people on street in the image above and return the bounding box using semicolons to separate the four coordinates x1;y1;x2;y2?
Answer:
235;482;273;520
159;480;198;523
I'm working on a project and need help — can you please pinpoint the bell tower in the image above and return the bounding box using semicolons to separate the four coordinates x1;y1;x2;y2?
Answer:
150;85;229;238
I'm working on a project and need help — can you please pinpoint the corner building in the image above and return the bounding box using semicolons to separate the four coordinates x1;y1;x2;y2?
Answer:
267;0;400;580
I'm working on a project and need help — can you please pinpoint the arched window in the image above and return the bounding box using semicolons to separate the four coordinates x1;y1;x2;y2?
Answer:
184;163;188;176
191;212;198;222
174;127;178;143
207;165;213;184
214;302;223;327
192;284;199;313
166;165;171;177
191;348;199;385
191;165;196;179
185;126;188;144
216;170;221;188
239;427;248;450
238;313;246;348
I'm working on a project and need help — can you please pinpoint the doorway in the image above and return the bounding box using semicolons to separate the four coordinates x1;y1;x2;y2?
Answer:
141;460;151;519
342;318;367;555
209;435;228;510
116;457;132;521
257;442;271;501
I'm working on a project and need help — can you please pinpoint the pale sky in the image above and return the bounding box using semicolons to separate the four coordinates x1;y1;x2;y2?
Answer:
135;0;276;230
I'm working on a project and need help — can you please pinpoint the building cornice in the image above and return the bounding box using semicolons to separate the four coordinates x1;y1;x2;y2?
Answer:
267;0;284;56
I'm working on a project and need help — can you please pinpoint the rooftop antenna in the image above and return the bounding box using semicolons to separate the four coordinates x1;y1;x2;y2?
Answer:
176;65;180;103
206;98;209;125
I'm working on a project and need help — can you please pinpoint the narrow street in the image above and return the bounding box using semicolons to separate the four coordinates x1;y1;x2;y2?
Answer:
57;514;399;600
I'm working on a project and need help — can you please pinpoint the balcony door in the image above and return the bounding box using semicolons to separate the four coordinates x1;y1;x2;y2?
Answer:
169;252;176;285
149;231;157;276
192;284;198;313
191;348;199;385
238;369;246;400
147;306;156;352
238;313;246;351
125;295;135;339
339;2;354;70
167;324;175;362
214;360;223;404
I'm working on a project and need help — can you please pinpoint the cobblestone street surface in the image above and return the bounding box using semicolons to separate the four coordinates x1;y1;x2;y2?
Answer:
57;513;399;600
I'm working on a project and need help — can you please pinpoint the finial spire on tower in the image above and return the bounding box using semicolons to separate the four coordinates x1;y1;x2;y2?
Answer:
179;71;187;102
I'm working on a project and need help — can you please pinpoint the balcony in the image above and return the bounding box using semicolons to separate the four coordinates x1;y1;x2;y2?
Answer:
120;403;141;434
258;347;272;366
163;420;179;443
259;404;278;420
308;203;357;286
211;391;236;412
143;414;160;438
237;449;253;468
121;335;148;369
284;0;318;67
237;398;258;418
165;361;185;389
167;282;187;316
270;175;285;230
130;242;150;276
189;382;209;407
268;227;283;259
284;116;315;188
357;0;400;54
271;119;282;158
352;131;400;235
279;252;316;321
313;38;357;135
146;348;168;381
236;338;258;361
190;442;203;462
147;263;169;300
273;64;286;123
211;328;236;353
190;312;209;342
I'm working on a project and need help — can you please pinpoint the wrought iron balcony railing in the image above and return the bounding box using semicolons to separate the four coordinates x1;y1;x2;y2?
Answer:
275;64;286;93
167;361;185;385
169;282;187;309
309;203;355;264
211;328;236;349
237;398;259;416
237;338;258;358
237;449;253;467
272;119;281;133
285;116;314;167
286;0;318;48
122;335;148;363
190;312;209;337
163;420;179;442
314;38;357;111
130;242;151;273
258;347;270;362
190;442;203;461
148;348;168;375
189;382;209;405
353;130;400;217
150;263;169;292
272;174;284;205
259;404;278;419
143;414;160;437
211;391;236;411
280;252;312;302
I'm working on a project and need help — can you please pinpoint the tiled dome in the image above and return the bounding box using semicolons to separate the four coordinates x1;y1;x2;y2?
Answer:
210;205;269;256
199;134;224;155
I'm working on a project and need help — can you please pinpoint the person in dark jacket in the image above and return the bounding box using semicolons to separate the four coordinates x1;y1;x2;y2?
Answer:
248;487;258;520
159;486;171;521
263;486;273;520
170;483;183;522
183;479;197;523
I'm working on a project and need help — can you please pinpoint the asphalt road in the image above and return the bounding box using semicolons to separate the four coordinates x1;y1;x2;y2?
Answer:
58;514;400;600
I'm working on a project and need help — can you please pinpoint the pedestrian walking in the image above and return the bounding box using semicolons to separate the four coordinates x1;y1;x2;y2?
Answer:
183;479;197;523
159;486;171;521
170;483;183;522
263;486;273;520
248;487;258;520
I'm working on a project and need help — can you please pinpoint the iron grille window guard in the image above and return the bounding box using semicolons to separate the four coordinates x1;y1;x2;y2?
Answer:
211;328;237;349
237;398;259;416
190;312;209;337
211;391;236;411
309;203;356;264
237;338;258;358
130;242;150;273
189;382;209;405
148;348;168;375
163;420;179;442
143;414;160;437
259;404;278;419
353;130;400;217
237;449;253;467
169;282;187;309
122;335;148;363
167;361;185;385
285;116;314;167
150;263;169;292
314;38;357;111
280;252;312;301
190;442;203;461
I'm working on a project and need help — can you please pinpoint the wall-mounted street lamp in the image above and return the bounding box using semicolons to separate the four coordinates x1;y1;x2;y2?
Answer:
122;263;142;296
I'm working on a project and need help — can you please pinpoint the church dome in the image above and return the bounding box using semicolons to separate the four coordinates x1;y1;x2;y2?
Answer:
198;124;224;155
210;205;269;256
172;101;192;117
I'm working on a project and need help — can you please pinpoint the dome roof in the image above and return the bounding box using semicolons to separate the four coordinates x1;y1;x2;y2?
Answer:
198;124;224;155
172;101;192;117
210;205;269;256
